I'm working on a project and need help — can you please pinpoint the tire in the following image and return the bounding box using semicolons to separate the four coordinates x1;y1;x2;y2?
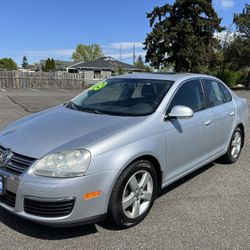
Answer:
108;160;157;228
222;127;243;164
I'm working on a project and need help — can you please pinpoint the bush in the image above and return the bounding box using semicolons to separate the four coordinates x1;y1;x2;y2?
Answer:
216;69;241;87
0;58;17;71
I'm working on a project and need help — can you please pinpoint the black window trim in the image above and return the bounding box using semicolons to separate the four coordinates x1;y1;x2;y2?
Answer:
165;77;208;115
218;81;232;103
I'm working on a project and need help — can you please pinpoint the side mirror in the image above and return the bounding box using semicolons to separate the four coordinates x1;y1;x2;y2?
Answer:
166;105;193;119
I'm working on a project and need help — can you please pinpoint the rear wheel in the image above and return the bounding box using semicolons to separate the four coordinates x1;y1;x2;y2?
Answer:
222;127;243;163
108;160;157;228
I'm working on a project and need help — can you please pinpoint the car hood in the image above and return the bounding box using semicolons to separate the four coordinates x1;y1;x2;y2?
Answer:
0;105;145;159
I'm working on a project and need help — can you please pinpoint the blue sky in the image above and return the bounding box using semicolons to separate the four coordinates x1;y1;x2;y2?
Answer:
0;0;248;65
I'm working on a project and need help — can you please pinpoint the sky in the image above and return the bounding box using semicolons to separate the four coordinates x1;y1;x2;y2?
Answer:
0;0;248;66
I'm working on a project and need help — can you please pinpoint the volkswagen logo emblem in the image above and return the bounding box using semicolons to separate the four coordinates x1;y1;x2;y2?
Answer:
0;149;12;167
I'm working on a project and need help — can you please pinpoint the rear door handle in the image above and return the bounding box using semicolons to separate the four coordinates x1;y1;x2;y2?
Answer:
230;111;235;116
204;119;212;126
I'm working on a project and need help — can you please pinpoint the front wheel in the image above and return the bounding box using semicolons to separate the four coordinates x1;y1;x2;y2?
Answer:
222;127;243;164
108;160;157;228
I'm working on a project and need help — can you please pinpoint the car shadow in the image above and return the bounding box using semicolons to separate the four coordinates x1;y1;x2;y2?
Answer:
0;208;98;239
158;162;215;197
99;161;217;231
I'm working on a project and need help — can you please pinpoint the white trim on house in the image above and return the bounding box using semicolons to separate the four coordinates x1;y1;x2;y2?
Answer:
76;66;140;71
66;61;85;70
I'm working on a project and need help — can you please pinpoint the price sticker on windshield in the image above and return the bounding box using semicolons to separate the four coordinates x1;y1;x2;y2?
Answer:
89;82;108;91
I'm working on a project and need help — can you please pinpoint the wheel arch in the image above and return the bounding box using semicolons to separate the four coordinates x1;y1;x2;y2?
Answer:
237;123;245;147
124;155;163;195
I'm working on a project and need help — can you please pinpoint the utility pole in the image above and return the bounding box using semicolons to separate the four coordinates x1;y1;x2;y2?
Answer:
119;44;122;62
133;44;136;65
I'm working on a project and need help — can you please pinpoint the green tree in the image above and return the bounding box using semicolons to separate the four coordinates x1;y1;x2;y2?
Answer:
226;4;250;87
134;55;144;68
144;0;224;72
0;58;17;70
72;43;104;62
45;58;51;71
134;55;153;72
43;58;56;72
22;56;28;68
51;58;56;71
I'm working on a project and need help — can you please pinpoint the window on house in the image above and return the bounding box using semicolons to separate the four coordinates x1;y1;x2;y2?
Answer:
94;70;102;79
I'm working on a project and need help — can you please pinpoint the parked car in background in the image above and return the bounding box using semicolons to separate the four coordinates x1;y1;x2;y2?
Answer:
0;73;248;228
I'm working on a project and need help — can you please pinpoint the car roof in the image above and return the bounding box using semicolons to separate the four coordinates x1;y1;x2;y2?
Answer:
111;72;217;82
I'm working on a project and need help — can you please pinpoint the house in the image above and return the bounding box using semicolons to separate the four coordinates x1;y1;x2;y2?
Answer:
67;56;142;85
18;64;37;72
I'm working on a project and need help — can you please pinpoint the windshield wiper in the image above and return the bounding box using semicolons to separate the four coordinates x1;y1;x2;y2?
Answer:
66;102;108;115
80;108;107;115
65;101;79;111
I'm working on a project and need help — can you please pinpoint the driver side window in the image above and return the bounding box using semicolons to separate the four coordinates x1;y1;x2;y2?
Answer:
167;79;205;113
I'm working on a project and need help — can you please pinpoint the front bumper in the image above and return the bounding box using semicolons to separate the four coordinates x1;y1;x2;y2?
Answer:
0;169;118;226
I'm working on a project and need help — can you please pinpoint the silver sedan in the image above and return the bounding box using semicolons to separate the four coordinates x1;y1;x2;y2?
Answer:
0;73;248;228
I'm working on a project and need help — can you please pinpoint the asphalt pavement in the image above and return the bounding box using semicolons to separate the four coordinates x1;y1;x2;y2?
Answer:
0;88;249;250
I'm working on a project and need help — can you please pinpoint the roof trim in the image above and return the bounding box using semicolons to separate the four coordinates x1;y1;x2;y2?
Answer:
76;66;141;71
67;61;85;68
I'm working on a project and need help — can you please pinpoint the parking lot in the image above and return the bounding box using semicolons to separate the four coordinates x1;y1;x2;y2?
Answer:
0;88;249;250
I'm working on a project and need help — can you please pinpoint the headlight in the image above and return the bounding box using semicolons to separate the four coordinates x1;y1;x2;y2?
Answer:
32;149;91;178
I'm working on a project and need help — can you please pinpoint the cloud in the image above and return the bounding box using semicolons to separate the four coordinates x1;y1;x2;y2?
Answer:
21;41;145;64
216;0;235;9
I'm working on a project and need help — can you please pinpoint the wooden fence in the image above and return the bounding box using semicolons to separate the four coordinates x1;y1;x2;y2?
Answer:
0;71;84;89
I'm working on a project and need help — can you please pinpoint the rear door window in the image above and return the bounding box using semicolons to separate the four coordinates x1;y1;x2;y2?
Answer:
203;79;225;107
219;83;232;102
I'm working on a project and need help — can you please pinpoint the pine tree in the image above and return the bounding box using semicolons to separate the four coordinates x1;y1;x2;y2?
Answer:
134;55;144;68
45;58;51;71
228;4;250;87
51;58;56;71
22;56;28;68
144;0;224;72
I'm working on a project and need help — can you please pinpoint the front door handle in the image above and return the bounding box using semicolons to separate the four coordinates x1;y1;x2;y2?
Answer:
230;111;235;116
204;119;212;126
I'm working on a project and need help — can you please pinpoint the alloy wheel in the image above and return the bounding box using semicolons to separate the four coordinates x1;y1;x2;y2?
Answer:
231;131;242;159
122;168;153;219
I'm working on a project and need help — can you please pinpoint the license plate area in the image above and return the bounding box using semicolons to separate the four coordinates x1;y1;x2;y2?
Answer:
0;175;6;196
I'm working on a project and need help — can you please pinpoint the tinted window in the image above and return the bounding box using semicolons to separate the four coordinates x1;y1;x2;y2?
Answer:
203;79;230;107
168;79;205;112
219;82;232;102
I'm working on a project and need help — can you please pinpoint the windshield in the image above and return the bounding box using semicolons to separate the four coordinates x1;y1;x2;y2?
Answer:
68;78;174;116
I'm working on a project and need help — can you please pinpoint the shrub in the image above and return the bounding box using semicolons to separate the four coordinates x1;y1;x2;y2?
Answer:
216;69;241;87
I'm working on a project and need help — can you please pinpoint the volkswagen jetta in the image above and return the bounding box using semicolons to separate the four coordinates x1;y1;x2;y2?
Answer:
0;73;248;228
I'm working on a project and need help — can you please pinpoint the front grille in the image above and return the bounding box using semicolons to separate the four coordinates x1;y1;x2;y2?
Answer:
24;197;75;217
0;145;36;175
0;190;16;208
